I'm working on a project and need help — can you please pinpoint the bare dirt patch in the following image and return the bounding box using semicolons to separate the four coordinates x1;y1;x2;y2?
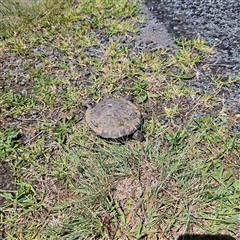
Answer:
0;162;16;205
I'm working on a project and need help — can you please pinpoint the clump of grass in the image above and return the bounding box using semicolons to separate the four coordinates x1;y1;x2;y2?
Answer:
166;37;213;80
0;0;73;39
0;127;21;158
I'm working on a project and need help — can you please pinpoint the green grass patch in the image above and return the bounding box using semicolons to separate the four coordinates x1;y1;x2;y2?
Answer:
0;0;239;239
0;0;73;39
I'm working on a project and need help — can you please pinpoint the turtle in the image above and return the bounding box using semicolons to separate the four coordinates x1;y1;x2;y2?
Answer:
82;98;145;141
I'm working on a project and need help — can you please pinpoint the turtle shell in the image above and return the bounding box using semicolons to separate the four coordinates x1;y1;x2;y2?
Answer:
85;98;142;139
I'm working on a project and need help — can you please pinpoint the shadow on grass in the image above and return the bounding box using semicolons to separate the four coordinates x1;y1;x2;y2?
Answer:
178;234;235;240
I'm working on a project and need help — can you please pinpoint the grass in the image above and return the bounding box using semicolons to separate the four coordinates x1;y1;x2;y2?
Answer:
0;0;239;239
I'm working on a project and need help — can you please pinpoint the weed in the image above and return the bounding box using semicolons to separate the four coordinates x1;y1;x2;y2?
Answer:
121;79;148;103
0;127;21;159
210;75;240;89
0;90;35;115
165;128;188;149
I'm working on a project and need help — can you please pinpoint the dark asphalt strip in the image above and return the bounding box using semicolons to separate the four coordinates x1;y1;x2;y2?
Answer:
146;0;240;64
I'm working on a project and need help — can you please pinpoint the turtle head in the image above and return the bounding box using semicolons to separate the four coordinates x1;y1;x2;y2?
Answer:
82;100;95;109
132;130;145;142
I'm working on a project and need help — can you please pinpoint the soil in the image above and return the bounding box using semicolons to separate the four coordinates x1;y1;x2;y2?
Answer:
0;162;16;205
135;4;177;52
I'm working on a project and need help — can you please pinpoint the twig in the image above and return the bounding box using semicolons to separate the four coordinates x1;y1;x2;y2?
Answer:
185;95;202;117
0;189;17;193
24;130;44;145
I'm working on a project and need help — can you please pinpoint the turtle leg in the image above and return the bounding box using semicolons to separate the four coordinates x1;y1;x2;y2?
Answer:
124;95;134;102
132;130;145;142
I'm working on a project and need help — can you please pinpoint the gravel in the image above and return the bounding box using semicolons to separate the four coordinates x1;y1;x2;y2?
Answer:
145;0;240;128
146;0;240;63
